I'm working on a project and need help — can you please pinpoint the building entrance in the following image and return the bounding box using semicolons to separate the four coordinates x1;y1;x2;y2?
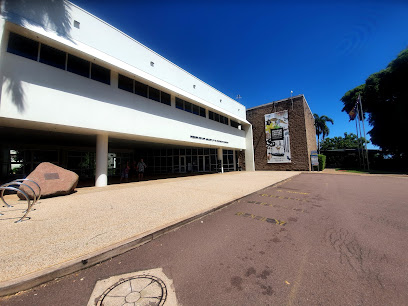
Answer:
0;133;240;185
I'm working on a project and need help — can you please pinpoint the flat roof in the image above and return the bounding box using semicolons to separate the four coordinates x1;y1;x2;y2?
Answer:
247;94;314;118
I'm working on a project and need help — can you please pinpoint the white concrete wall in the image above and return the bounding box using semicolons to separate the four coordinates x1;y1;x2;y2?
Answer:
0;51;246;149
1;0;246;121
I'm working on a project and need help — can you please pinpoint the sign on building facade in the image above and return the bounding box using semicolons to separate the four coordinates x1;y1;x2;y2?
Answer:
265;110;291;163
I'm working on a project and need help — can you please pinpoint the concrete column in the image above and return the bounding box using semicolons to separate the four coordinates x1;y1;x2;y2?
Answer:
95;134;108;187
217;148;224;173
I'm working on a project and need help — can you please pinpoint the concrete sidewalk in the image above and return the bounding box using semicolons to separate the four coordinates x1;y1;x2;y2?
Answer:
0;171;299;296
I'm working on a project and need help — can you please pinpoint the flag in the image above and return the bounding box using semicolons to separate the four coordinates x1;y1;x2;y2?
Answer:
348;94;361;121
348;107;357;121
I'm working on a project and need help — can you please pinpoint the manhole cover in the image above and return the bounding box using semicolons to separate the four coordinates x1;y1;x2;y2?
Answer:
96;275;167;306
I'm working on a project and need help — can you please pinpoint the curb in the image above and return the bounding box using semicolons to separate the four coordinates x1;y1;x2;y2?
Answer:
0;175;297;297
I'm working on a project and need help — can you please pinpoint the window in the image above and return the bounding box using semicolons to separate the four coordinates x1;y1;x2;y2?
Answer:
118;74;133;93
231;120;239;128
176;98;184;110
199;107;206;117
7;32;39;61
134;80;148;97
149;86;160;102
209;111;214;120
39;44;66;70
184;101;192;113
67;54;90;78
161;92;171;105
91;63;110;85
192;104;199;115
214;113;220;122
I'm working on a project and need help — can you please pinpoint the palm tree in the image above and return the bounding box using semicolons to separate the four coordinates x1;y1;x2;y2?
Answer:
314;114;334;153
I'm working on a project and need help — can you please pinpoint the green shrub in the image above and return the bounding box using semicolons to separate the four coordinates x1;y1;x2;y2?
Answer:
318;154;326;171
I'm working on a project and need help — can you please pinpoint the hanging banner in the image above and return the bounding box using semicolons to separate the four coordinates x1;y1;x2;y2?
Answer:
265;110;291;163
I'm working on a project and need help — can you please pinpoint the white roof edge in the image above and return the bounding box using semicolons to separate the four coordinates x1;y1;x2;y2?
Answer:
66;1;245;110
4;20;250;125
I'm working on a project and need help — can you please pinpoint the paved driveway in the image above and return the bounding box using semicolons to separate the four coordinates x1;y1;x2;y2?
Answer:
2;172;407;305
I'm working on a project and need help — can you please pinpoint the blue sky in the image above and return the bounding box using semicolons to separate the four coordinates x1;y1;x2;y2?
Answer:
72;0;408;149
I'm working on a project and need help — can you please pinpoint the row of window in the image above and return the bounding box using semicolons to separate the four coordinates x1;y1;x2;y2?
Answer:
7;32;241;129
176;97;206;117
7;32;111;85
209;111;229;125
118;74;171;106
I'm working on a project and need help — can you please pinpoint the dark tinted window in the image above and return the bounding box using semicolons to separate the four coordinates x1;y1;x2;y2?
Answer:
149;87;160;102
7;32;39;61
161;92;171;105
67;54;90;78
192;104;199;115
176;98;184;110
209;111;214;120
39;44;65;70
91;63;110;85
214;113;220;122
231;120;239;128
184;101;192;113
134;80;148;97
118;74;133;93
199;107;206;117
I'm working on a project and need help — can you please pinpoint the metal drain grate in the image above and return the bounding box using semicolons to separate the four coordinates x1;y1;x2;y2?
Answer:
96;275;167;306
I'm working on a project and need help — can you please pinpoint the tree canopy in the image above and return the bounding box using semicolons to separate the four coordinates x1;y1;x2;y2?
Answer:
341;48;408;157
320;133;368;151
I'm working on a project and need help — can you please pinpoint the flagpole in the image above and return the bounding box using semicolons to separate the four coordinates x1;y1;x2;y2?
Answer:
356;108;365;170
358;94;370;171
355;116;362;169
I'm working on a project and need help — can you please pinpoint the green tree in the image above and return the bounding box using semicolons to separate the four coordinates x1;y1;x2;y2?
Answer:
320;133;369;151
314;114;334;153
341;48;408;158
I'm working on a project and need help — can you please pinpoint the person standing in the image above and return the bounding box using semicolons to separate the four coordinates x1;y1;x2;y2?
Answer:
137;158;147;181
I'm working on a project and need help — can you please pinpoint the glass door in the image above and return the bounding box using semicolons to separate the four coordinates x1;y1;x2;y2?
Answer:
179;156;186;173
198;156;204;172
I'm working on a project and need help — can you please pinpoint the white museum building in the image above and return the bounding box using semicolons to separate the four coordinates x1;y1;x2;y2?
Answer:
0;1;255;186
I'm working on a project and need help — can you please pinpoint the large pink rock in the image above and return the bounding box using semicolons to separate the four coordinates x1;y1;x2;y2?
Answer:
19;162;79;199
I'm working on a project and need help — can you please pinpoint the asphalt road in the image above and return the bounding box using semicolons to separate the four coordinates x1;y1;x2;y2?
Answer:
1;173;408;305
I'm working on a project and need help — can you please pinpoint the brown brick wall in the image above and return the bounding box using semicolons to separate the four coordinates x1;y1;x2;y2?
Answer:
247;95;315;171
303;99;318;170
